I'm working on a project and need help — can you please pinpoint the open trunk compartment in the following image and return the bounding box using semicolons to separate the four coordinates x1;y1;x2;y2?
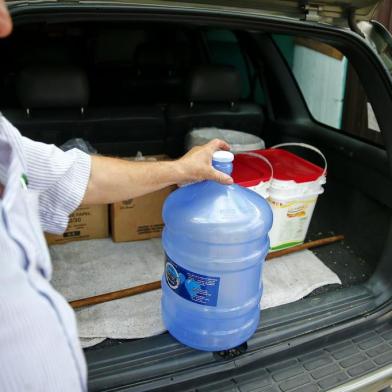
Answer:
2;4;392;390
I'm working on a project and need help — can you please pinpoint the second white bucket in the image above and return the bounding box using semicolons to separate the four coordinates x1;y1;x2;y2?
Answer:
258;143;327;251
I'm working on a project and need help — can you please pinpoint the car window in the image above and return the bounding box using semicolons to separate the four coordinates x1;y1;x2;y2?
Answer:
273;34;383;146
204;29;252;99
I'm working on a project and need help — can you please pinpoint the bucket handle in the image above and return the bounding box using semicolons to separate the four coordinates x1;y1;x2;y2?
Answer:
271;142;327;178
234;151;274;183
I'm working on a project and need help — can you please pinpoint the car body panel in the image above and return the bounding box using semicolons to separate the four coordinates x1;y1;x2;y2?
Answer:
5;0;381;26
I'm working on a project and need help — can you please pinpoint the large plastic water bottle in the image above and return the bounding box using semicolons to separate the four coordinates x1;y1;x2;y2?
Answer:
161;151;273;351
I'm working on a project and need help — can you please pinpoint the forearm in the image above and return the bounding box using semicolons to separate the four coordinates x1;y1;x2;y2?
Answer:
82;155;185;205
82;139;232;205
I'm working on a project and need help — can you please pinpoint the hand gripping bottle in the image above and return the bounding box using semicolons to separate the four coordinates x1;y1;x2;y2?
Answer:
161;151;273;351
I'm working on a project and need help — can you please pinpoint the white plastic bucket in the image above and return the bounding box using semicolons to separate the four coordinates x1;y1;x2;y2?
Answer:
186;128;265;153
258;143;327;251
232;152;273;199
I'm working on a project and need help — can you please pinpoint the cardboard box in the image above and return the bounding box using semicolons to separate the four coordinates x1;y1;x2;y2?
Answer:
111;154;176;242
45;204;109;245
111;185;176;242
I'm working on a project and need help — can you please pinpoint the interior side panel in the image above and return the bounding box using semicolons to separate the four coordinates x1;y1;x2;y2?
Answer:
252;32;392;298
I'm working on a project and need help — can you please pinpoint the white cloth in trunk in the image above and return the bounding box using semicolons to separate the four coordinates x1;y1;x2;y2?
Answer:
50;238;341;348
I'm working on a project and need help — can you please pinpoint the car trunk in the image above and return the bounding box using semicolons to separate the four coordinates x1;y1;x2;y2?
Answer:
2;3;392;390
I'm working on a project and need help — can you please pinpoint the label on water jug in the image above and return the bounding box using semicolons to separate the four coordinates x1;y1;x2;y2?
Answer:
165;255;220;306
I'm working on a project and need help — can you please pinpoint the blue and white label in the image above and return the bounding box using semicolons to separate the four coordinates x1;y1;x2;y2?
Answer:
165;255;220;307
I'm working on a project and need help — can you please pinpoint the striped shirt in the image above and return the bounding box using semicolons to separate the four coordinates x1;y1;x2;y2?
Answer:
0;114;91;391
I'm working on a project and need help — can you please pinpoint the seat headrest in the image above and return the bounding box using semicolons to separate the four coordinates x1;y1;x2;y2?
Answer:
17;66;89;109
188;65;241;103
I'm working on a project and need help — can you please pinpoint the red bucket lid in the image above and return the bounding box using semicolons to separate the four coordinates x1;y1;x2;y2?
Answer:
232;153;272;187
257;149;324;183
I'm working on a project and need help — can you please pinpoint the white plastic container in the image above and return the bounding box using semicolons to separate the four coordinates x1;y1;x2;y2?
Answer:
232;152;273;199
186;128;265;153
254;143;327;251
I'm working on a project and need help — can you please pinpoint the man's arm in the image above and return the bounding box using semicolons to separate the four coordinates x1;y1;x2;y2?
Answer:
2;112;232;233
82;139;233;205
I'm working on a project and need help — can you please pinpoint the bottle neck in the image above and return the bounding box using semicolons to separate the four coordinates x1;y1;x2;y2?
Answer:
212;161;233;176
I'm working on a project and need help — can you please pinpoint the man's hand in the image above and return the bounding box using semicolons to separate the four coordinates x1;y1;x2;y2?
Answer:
176;139;233;186
0;0;12;38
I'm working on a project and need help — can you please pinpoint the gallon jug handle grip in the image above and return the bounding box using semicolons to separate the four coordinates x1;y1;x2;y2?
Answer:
234;151;274;182
271;142;327;178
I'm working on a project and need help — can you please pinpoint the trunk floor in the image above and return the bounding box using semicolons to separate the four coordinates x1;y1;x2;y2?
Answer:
305;231;374;297
84;233;373;352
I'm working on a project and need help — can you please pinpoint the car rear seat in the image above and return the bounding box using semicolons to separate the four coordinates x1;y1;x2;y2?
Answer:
84;41;190;155
83;33;167;155
4;65;166;156
166;65;265;156
4;65;89;146
85;105;166;156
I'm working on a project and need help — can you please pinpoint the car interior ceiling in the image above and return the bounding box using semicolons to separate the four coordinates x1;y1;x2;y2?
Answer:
1;19;391;343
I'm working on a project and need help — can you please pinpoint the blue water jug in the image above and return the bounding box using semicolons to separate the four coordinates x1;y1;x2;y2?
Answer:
161;151;273;351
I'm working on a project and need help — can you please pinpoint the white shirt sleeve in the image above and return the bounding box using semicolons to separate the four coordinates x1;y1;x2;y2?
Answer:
21;137;92;234
0;115;91;234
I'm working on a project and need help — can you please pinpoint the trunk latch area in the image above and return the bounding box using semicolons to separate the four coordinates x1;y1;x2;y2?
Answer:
214;342;248;360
